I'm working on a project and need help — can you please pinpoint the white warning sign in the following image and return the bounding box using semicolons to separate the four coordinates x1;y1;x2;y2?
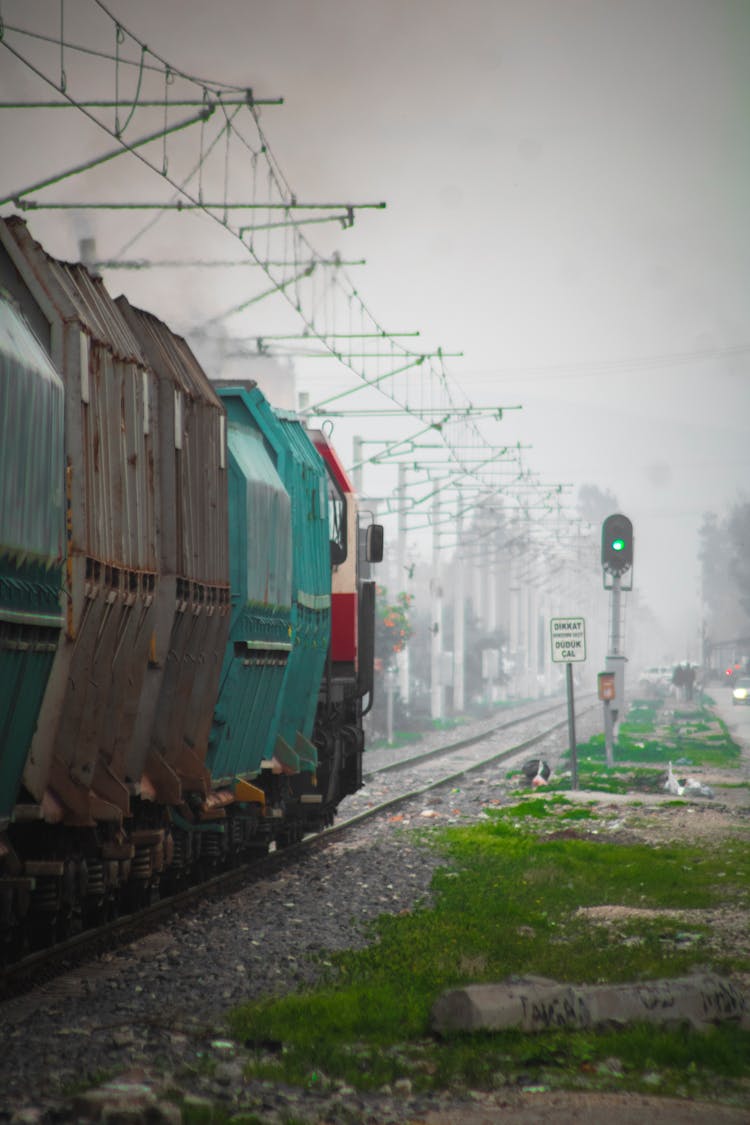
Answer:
550;617;586;663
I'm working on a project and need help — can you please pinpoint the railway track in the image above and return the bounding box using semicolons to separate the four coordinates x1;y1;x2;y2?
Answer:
1;695;592;999
333;694;595;830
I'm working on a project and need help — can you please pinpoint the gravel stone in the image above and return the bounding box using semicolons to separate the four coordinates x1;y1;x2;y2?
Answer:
1;700;748;1123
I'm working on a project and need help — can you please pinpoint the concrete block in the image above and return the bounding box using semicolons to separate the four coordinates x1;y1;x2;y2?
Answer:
431;973;748;1035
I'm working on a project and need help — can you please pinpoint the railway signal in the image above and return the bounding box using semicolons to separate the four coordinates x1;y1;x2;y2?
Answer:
601;513;633;576
600;513;634;765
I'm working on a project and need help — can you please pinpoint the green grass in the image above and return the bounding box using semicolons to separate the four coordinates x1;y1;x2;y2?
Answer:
227;800;750;1103
367;729;424;751
618;699;741;767
544;698;742;791
430;716;466;732
542;758;668;795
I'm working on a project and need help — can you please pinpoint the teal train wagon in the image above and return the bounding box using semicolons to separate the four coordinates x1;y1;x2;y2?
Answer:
207;388;294;789
210;385;330;822
0;291;65;827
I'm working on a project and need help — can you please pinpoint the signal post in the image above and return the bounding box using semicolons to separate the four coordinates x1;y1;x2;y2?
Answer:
601;514;634;766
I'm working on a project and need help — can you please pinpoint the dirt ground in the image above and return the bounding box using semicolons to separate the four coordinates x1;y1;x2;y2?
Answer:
420;1088;750;1123
420;701;750;1124
561;788;750;997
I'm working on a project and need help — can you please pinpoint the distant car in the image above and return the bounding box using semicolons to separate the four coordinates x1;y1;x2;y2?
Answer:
639;666;673;692
732;677;750;705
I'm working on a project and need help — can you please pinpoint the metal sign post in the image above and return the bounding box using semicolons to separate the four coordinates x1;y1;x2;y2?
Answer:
550;617;586;790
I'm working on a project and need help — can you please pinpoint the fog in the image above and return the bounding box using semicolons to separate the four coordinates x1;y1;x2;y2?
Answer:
2;0;749;675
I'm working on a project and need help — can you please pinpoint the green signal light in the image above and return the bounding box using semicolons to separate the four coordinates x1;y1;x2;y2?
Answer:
601;514;633;577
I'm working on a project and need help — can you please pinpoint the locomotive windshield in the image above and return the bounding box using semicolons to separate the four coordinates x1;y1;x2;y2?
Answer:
327;469;347;566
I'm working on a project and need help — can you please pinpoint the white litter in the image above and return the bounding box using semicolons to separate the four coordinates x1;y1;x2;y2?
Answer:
664;762;683;796
681;777;715;799
664;762;714;799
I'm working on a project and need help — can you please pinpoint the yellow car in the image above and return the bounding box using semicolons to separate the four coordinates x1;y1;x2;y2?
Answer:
732;677;750;705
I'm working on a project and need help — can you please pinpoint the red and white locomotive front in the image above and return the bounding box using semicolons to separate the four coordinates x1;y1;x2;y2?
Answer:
310;429;360;676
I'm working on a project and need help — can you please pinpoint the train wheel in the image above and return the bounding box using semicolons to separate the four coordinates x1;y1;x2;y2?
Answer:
28;877;60;950
275;825;302;850
122;879;152;913
81;895;107;929
0;890;27;964
56;859;77;940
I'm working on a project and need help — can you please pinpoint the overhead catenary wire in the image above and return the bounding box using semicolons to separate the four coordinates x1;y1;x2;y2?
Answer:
455;340;750;383
0;1;568;519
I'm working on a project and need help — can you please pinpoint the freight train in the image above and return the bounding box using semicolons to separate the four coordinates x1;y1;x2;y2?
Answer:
0;216;382;957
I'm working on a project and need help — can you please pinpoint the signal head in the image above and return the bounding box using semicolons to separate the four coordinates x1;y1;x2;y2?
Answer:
601;513;633;576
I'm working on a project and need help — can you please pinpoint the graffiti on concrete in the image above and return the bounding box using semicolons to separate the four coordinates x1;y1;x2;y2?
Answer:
431;974;748;1035
522;989;592;1030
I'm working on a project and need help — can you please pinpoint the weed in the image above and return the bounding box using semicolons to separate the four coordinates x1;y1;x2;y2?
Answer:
227;807;750;1102
550;697;741;787
368;730;423;751
226;690;749;1104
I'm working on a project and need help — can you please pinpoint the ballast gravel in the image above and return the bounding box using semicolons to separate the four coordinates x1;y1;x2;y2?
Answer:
1;701;745;1125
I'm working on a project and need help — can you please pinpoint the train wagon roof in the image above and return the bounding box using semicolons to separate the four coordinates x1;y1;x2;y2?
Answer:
116;296;223;409
218;384;330;598
1;216;145;363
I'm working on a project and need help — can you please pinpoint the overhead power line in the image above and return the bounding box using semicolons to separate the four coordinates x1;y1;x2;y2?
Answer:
88;257;367;269
0;0;567;517
0;97;282;108
458;341;750;382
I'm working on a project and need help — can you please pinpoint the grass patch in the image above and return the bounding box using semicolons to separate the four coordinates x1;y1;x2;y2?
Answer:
570;730;740;771
549;698;742;788
367;729;424;751
430;716;467;732
227;804;750;1103
491;795;597;820
621;700;741;768
542;754;667;795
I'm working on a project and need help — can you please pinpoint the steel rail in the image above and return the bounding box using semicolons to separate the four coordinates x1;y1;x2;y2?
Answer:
0;699;587;997
364;698;576;778
331;701;598;833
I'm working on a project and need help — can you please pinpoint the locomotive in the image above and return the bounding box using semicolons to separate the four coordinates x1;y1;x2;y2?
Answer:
0;216;382;955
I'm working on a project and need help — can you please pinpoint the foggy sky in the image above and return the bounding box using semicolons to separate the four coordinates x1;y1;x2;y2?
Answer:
1;0;749;656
